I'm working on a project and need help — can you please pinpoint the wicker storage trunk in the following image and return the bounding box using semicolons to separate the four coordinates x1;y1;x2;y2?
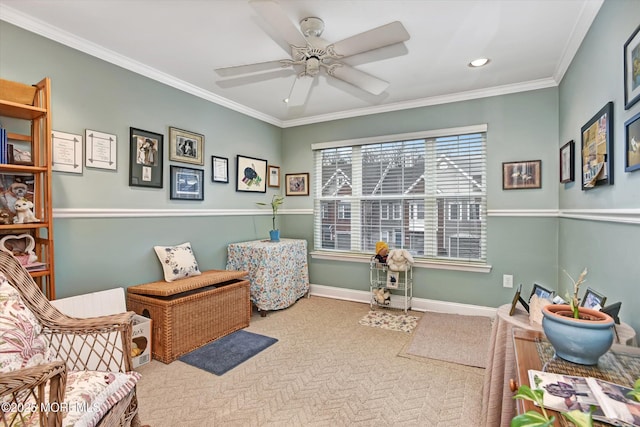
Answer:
126;270;250;363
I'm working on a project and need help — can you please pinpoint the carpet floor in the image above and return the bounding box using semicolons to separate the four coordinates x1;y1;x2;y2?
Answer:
135;296;485;426
401;311;493;368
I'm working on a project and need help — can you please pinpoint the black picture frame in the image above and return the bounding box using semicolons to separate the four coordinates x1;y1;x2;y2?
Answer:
624;111;640;173
129;127;163;188
502;160;542;190
601;302;621;324
624;23;640;110
581;287;607;310
581;102;614;190
170;165;204;201
530;283;554;300
236;155;267;193
559;140;575;183
211;156;229;183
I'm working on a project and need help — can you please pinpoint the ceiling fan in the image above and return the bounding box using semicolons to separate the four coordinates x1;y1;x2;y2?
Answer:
215;0;410;106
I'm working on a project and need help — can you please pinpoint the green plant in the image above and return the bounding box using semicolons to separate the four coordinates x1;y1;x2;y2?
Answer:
511;384;594;427
563;267;588;319
256;194;284;231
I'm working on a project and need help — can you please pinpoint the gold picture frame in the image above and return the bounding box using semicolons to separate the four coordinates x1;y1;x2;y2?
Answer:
168;127;204;166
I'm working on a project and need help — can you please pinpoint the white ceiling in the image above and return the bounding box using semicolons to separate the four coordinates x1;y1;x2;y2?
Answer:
0;0;603;128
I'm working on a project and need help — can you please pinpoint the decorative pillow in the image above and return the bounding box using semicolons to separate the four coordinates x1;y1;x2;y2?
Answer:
154;242;201;282
0;273;52;373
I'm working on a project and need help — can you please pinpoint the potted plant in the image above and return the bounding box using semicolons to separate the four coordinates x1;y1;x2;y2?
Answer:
511;384;594;427
257;194;284;241
541;268;615;365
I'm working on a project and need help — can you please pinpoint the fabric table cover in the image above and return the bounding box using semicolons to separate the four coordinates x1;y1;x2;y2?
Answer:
226;238;309;312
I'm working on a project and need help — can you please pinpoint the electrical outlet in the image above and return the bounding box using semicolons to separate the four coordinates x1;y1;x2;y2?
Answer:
503;274;514;288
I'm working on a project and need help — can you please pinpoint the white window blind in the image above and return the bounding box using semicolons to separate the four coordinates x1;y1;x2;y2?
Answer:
313;127;487;264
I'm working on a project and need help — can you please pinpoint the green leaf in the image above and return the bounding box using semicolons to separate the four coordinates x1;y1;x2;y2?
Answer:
510;411;554;427
513;385;545;406
562;409;594;427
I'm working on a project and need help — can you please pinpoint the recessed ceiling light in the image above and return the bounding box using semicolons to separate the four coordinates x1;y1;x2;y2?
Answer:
469;58;490;68
283;98;289;103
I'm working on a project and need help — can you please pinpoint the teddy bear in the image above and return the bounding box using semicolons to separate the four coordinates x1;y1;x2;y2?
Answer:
13;198;40;224
386;248;415;272
372;287;391;305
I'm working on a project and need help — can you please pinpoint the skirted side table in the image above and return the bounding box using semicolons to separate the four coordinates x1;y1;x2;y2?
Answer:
226;238;310;316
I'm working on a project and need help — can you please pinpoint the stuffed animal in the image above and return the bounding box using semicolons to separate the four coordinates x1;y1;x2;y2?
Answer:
374;241;389;264
13;198;40;224
372;287;391;305
386;248;415;272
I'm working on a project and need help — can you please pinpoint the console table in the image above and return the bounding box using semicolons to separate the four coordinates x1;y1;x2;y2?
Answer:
226;238;310;316
481;303;637;427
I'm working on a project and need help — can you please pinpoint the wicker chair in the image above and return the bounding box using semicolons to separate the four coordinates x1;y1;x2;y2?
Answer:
0;251;141;427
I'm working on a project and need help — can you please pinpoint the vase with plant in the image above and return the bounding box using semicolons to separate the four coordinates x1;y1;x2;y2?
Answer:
257;194;284;242
541;268;615;365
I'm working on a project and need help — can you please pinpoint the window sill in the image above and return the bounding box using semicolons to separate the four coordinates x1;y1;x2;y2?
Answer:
309;251;492;273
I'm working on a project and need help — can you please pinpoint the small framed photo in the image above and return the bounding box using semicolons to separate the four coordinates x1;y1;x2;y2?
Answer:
530;283;554;300
129;127;163;188
236;155;267;193
211;156;229;183
169;127;204;166
624;111;640;173
52;130;83;174
581;102;613;190
285;173;309;196
624;24;640;110
502;160;541;190
268;165;280;188
601;302;621;324
85;129;117;171
509;284;528;316
581;287;607;310
170;165;204;200
559;140;575;183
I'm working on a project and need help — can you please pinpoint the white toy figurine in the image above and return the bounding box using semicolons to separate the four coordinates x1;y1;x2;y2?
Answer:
13;198;40;224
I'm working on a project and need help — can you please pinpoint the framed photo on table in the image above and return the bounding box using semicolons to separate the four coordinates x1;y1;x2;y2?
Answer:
581;287;607;310
211;156;229;183
581;102;613;190
624;23;640;110
129;127;163;188
170;165;204;200
285;173;309;196
559;141;574;183
268;165;280;188
530;283;554;300
169;127;204;165
236;155;267;193
624;111;640;173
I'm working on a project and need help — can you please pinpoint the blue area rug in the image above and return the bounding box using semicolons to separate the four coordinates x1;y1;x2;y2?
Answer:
179;330;278;376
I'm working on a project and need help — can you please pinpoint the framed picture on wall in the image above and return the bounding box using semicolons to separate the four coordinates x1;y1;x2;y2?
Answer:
85;129;117;171
502;160;541;190
624;23;640;110
624;111;640;173
169;127;204;165
52;130;83;174
236;155;267;193
581;102;613;190
211;156;229;183
268;165;280;188
285;172;310;196
170;165;204;200
559;140;575;183
129;127;163;188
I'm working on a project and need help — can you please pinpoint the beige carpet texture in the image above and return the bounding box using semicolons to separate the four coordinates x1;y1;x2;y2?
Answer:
403;311;493;368
136;296;486;427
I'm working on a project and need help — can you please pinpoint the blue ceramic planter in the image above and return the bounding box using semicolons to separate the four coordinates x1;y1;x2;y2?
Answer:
542;304;614;365
269;229;280;242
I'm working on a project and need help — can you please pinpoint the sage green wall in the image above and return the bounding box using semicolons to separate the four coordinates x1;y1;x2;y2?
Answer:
0;22;283;297
282;89;561;307
557;0;640;333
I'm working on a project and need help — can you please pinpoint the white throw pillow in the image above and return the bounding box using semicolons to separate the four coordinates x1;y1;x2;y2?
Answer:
153;242;201;282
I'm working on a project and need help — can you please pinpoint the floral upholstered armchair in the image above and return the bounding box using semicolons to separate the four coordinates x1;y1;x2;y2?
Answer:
0;251;142;427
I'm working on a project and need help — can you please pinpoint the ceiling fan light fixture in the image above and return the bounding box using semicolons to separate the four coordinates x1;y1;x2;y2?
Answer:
469;58;490;68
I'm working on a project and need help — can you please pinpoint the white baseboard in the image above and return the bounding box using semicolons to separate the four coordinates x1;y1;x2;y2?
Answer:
309;284;497;318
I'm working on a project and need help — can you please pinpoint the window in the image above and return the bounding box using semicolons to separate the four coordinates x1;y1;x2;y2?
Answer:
313;125;487;264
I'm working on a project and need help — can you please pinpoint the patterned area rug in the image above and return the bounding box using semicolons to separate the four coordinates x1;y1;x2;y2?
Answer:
358;310;419;333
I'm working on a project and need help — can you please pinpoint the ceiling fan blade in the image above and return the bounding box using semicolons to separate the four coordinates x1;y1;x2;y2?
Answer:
215;60;288;78
287;76;314;106
331;21;410;58
329;64;389;95
249;0;307;48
